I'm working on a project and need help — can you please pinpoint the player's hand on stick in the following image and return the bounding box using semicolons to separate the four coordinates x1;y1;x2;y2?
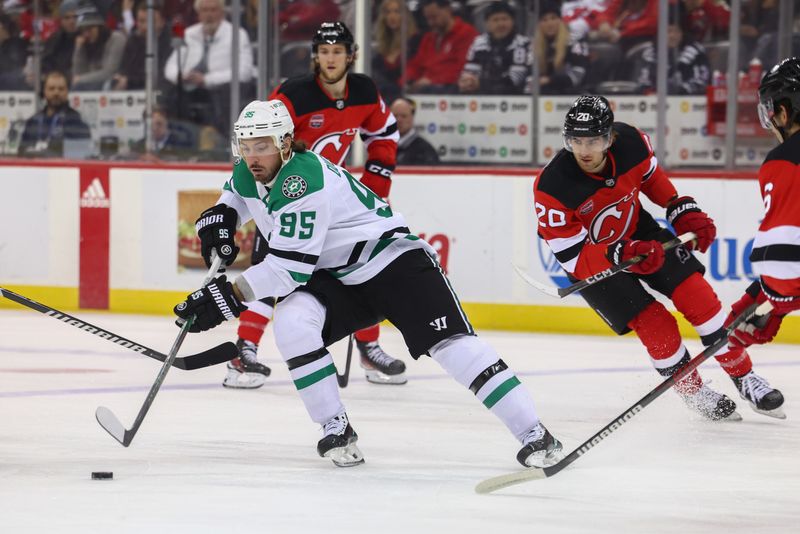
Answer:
195;204;240;269
174;275;246;333
606;239;665;275
726;287;782;348
666;196;716;252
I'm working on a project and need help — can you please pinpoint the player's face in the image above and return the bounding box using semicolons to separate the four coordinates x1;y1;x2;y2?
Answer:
567;135;608;173
239;137;282;183
316;44;349;83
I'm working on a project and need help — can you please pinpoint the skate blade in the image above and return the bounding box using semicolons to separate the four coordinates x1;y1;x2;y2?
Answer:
222;370;267;389
718;410;743;422
364;369;408;385
523;448;564;468
324;443;365;467
749;404;787;420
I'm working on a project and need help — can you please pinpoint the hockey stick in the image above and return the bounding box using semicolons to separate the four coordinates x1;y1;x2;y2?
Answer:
0;287;237;371
514;232;696;299
336;334;355;387
475;300;771;494
95;254;223;447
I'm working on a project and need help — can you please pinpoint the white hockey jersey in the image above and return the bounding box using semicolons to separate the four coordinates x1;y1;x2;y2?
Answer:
218;150;434;302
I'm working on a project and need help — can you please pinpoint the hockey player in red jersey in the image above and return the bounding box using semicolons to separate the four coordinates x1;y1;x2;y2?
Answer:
534;95;784;420
726;58;800;408
223;21;407;388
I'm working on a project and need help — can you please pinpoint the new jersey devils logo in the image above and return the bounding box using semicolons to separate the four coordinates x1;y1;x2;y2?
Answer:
311;129;358;165
589;190;638;243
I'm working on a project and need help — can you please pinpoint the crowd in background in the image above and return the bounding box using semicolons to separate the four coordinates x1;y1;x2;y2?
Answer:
0;0;799;162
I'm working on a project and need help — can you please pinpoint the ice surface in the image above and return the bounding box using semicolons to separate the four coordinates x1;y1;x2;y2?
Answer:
1;309;798;533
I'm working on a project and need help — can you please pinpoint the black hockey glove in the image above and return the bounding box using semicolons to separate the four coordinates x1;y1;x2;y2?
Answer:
195;204;240;268
173;275;246;333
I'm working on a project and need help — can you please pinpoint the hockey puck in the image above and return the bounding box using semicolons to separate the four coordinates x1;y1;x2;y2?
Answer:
91;471;113;480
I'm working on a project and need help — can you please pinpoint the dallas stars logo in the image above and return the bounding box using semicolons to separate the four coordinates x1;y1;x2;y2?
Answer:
282;175;307;199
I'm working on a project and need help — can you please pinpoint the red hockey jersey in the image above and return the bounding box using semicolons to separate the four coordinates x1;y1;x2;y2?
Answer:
750;130;800;297
269;72;398;197
534;122;678;279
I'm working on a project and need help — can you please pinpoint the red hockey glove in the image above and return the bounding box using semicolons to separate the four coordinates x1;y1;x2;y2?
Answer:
666;196;716;253
360;160;393;198
725;284;784;348
760;279;800;315
606;239;665;275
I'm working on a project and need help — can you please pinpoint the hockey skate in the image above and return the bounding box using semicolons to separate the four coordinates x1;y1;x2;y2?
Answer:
680;383;742;421
357;340;407;385
731;371;786;419
317;412;364;467
222;339;271;389
516;422;564;468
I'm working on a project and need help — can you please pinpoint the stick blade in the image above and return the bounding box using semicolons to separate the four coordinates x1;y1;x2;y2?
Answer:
512;264;563;298
95;406;131;447
176;341;238;370
474;467;548;494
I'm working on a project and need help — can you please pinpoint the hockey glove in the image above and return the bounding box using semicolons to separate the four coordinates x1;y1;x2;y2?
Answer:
195;204;240;268
726;282;784;348
666;196;716;253
360;160;393;198
606;239;665;275
174;275;246;333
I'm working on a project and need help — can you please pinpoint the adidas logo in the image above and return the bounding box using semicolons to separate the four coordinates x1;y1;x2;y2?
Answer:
80;177;110;208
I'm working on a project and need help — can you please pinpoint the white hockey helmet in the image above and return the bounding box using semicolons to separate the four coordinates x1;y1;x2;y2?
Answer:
232;99;294;163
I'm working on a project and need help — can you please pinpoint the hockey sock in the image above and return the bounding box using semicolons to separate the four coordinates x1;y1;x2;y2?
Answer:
628;301;703;394
430;334;539;442
273;292;344;424
672;273;753;377
285;348;345;425
354;324;380;343
238;301;273;345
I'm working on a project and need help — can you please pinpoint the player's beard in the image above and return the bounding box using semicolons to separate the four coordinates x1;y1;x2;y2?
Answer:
318;62;349;85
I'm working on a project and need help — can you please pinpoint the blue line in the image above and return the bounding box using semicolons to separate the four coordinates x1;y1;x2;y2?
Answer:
2;360;799;399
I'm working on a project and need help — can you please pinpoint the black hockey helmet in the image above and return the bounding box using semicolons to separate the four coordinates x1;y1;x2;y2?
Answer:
758;57;800;134
312;21;357;56
563;95;614;137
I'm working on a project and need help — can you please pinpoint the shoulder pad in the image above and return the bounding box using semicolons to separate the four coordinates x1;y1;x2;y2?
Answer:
268;152;325;212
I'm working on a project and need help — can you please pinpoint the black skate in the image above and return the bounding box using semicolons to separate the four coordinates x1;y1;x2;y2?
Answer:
317;412;365;467
357;340;407;385
681;384;741;421
731;371;786;419
222;339;271;389
516;423;564;468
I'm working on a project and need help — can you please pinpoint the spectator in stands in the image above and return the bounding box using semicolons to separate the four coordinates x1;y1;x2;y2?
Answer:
71;7;127;90
391;96;440;165
39;0;82;81
561;0;608;41
594;0;658;52
682;0;730;43
372;0;421;104
17;70;91;158
0;13;28;90
164;0;253;134
533;1;589;95
163;0;197;28
113;2;171;90
406;0;478;93
458;1;530;95
743;0;781;69
278;0;340;42
131;106;193;161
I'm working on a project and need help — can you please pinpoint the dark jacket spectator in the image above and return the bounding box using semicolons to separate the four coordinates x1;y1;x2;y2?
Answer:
535;1;590;95
0;14;29;90
41;0;81;79
130;107;194;161
458;2;531;95
406;0;479;93
390;97;439;165
18;71;91;158
71;9;127;90
372;0;421;104
113;5;172;90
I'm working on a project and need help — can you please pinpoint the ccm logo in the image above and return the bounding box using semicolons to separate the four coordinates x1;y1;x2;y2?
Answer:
366;163;392;178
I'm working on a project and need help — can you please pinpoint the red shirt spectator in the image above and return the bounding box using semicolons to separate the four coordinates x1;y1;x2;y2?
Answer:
683;0;730;42
278;0;339;42
596;0;658;46
405;0;478;93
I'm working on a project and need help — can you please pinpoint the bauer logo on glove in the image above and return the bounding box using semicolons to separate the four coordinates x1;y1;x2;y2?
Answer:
174;275;247;333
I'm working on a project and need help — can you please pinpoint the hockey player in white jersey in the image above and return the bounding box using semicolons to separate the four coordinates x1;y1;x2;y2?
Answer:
173;100;563;468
